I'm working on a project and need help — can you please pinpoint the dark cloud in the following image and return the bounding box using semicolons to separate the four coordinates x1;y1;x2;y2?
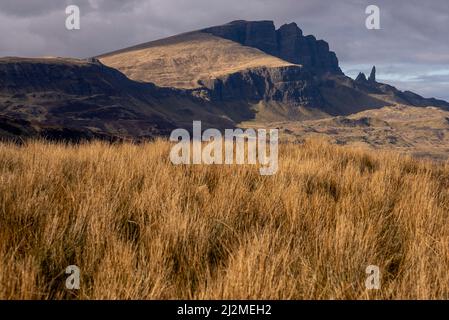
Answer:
0;0;448;100
0;0;62;17
0;0;138;17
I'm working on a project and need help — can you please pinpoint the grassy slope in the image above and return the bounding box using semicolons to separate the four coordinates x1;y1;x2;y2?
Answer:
99;32;294;89
1;140;448;299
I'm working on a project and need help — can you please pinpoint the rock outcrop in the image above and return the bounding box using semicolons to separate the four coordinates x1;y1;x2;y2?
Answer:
202;20;279;57
368;66;376;82
355;72;368;82
276;23;341;74
202;20;342;75
199;65;324;107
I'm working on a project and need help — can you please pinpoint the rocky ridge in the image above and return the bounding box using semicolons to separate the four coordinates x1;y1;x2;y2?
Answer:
203;20;342;75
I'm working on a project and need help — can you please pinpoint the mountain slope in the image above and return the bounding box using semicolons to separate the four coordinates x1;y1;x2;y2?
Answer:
1;20;449;144
0;57;248;141
98;31;295;89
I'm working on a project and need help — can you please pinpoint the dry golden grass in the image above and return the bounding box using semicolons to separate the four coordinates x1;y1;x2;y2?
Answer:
1;139;449;300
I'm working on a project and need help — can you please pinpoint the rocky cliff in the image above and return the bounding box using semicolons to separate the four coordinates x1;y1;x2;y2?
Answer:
199;65;324;107
203;20;342;75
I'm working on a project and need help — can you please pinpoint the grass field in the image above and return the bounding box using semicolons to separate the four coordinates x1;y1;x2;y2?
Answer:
0;139;448;299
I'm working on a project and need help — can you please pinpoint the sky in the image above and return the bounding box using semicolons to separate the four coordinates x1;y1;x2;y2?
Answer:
0;0;448;100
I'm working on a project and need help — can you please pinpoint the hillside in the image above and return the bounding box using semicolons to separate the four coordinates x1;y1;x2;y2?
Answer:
0;57;248;141
261;104;449;160
98;31;295;89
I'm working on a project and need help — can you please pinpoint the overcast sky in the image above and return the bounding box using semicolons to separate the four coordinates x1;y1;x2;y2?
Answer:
0;0;448;100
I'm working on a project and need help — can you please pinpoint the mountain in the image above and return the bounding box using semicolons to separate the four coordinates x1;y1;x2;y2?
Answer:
0;57;247;141
1;20;448;143
98;20;449;120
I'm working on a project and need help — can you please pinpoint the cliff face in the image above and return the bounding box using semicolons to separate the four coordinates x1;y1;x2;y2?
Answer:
199;65;324;107
196;20;343;108
202;20;342;75
0;58;143;96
